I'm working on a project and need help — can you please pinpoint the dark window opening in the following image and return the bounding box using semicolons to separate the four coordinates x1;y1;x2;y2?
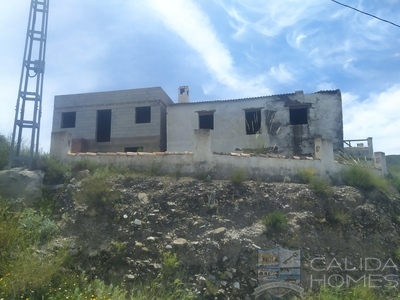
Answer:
199;113;214;130
61;112;76;128
125;147;143;152
290;107;308;125
180;88;186;94
245;110;261;135
96;109;111;142
136;106;151;123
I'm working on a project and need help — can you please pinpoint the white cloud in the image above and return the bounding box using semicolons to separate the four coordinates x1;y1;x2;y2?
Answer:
295;33;307;48
317;82;337;91
218;0;322;37
343;86;400;155
147;0;272;97
269;64;294;84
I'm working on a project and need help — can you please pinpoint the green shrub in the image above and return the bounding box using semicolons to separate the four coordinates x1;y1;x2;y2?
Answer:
196;172;213;182
304;284;382;300
297;168;316;184
0;134;10;170
263;210;287;232
309;177;334;198
20;273;128;300
229;168;247;185
298;169;334;198
395;248;400;261
71;158;98;174
325;209;350;225
74;172;120;209
35;154;70;185
343;166;388;192
161;251;180;278
388;171;400;193
335;151;371;168
131;279;196;300
0;200;67;299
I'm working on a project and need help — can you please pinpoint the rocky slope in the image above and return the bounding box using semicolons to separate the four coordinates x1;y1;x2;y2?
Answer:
46;171;400;299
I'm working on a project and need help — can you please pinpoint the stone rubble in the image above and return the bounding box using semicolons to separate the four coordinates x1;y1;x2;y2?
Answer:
51;174;400;299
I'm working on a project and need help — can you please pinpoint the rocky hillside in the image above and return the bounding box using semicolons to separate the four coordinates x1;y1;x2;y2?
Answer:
47;170;400;299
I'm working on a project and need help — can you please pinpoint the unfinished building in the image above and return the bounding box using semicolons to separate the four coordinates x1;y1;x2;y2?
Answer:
50;87;173;153
167;90;343;157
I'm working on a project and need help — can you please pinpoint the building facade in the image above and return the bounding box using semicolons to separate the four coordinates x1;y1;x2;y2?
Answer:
51;87;173;153
167;90;343;157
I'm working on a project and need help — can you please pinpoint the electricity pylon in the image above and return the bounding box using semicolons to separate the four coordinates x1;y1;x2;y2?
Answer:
8;0;50;170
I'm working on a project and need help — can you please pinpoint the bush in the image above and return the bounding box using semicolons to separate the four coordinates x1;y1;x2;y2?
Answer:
35;154;70;185
395;248;400;261
304;284;382;300
229;168;247;185
196;172;213;182
263;211;287;232
298;169;334;198
388;171;400;193
0;199;67;299
161;251;180;278
343;166;388;192
297;168;316;184
325;208;350;225
74;172;120;209
309;177;334;198
0;134;9;170
71;158;98;174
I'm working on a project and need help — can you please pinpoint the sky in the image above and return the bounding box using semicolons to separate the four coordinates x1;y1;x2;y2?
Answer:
0;0;399;155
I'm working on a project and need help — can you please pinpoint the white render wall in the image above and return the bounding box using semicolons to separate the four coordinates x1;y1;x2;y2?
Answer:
167;90;343;156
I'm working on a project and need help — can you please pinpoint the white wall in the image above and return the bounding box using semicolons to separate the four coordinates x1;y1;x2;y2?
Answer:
167;90;343;156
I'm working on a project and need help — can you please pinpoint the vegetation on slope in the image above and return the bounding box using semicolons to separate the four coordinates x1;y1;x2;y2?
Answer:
0;134;399;299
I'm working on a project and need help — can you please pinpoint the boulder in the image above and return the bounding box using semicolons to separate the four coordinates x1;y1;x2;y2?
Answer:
0;168;44;206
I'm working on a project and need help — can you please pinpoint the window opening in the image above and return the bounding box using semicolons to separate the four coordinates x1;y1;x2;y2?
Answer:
124;147;143;152
198;112;214;130
61;112;76;128
245;109;261;134
96;109;111;142
289;107;308;125
136;106;151;123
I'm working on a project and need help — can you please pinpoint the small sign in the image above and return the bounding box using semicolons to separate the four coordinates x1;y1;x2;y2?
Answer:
254;247;304;298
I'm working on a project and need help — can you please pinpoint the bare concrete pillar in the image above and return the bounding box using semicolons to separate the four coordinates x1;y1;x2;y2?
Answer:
314;138;335;170
50;132;72;161
367;137;373;158
193;129;212;162
374;152;388;176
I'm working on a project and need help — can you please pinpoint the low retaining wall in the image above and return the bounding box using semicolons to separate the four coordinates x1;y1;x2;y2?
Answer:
63;150;384;181
52;131;387;180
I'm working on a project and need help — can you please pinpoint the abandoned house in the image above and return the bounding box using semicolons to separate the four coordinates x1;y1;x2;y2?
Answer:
167;89;343;157
50;86;344;158
50;87;173;153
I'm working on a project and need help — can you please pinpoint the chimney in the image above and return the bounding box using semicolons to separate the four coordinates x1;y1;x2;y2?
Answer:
178;86;189;103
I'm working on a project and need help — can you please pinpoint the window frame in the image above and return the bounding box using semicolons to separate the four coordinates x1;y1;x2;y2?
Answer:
288;106;309;125
244;108;262;135
135;106;151;124
197;110;215;130
61;111;76;129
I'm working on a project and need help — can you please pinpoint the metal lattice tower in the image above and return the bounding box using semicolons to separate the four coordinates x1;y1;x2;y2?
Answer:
9;0;50;169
